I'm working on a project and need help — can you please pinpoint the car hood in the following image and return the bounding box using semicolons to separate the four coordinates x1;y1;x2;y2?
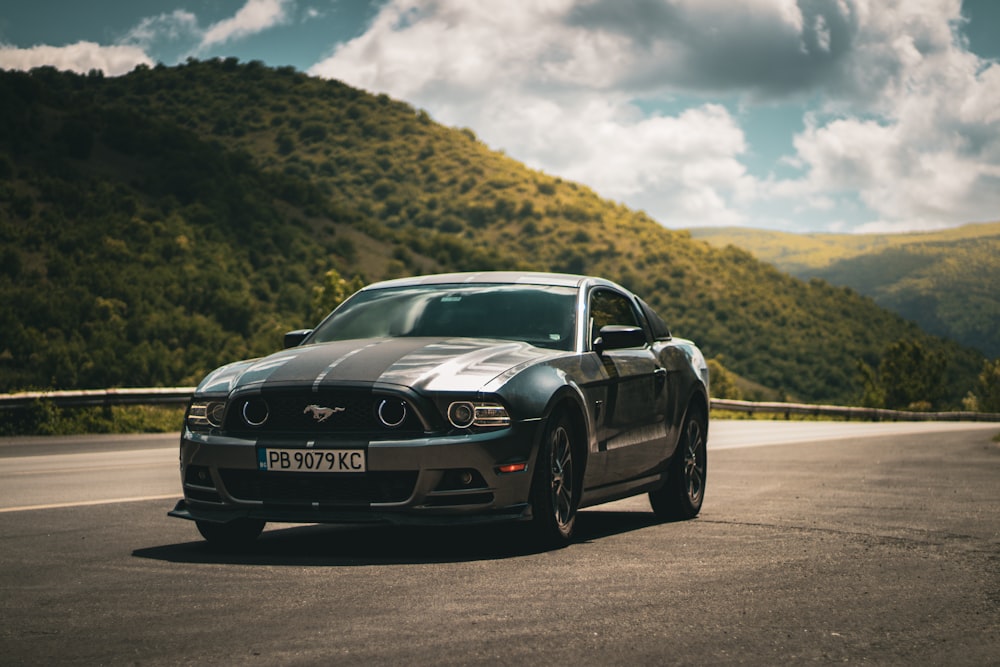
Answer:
196;337;566;395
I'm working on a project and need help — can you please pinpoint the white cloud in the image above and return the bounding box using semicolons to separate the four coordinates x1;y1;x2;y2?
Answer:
121;10;199;48
310;0;759;226
774;2;1000;229
0;42;152;76
0;1;296;78
309;0;1000;232
200;0;294;48
814;14;832;53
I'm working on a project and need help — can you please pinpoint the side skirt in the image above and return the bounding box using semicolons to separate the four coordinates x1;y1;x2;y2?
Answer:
579;473;666;509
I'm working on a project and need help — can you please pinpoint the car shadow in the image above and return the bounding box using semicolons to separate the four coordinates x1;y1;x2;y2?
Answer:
132;509;664;566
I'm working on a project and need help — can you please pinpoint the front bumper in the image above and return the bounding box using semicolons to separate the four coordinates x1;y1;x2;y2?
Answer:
169;419;544;527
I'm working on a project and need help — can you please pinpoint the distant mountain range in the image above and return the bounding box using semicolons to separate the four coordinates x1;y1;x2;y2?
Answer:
0;60;986;406
689;223;1000;358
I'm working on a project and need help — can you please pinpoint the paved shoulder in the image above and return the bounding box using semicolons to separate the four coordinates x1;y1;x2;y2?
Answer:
710;420;1000;449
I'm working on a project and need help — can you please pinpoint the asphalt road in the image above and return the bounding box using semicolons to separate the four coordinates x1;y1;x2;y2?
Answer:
1;421;998;665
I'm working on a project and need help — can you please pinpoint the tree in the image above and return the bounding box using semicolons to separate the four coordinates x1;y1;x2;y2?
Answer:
858;339;946;410
706;356;742;400
308;269;365;324
857;359;886;409
967;358;1000;413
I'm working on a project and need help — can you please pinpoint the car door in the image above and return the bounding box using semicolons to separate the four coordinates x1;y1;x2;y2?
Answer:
587;288;669;486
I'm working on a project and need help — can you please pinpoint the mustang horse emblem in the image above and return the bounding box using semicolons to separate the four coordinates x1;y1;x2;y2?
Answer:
303;404;345;422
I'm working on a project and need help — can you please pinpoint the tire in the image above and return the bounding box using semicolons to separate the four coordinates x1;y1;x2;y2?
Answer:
196;518;265;548
529;410;578;546
649;404;707;521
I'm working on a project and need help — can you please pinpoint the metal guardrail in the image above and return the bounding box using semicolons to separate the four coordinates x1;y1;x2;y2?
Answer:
1;388;998;422
0;387;195;409
709;398;1000;422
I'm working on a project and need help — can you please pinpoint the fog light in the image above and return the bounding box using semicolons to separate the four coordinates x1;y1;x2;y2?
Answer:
436;469;487;491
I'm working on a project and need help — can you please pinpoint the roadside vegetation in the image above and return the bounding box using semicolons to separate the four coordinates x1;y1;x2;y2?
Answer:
2;403;184;436
690;223;1000;358
0;60;994;437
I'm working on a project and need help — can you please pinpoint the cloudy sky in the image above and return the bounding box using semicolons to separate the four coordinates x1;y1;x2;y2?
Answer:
2;1;998;234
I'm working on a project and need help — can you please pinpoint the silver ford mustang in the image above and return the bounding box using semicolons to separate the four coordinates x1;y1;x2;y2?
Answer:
169;272;709;547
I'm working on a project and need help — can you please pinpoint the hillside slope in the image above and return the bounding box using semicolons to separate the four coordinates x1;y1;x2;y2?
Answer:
689;223;1000;357
0;60;985;405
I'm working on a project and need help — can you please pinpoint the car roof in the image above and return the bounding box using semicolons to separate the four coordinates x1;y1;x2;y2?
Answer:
363;271;626;292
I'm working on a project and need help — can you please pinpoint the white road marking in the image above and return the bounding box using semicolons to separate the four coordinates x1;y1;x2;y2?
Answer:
0;494;179;513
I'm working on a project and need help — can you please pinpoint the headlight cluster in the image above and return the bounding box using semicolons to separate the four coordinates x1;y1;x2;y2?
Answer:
187;400;226;430
447;401;511;429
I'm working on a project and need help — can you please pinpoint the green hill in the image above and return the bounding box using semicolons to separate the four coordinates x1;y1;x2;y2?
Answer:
689;224;1000;357
0;60;986;407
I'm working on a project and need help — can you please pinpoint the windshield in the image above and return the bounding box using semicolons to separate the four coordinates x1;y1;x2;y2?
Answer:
310;283;578;351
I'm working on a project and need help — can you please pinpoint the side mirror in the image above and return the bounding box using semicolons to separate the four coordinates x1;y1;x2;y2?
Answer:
283;329;313;349
593;325;647;353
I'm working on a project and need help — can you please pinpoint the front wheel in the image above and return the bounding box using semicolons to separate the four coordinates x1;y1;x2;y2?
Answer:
196;518;265;549
649;404;707;521
529;411;578;546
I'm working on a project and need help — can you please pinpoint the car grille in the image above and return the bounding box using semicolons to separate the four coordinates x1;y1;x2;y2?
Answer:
218;469;418;506
224;388;425;435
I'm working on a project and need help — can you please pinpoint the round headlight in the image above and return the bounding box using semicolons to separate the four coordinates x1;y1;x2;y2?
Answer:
207;402;226;428
186;400;228;430
448;401;476;429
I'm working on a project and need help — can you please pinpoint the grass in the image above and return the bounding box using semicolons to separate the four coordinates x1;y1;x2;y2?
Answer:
710;409;845;422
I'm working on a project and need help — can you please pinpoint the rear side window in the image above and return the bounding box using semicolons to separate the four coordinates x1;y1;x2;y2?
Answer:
639;299;671;340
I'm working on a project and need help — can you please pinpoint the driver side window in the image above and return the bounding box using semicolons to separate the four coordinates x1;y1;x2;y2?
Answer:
589;289;640;347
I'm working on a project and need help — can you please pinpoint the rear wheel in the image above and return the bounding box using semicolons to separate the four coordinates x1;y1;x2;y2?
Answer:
529;411;578;546
196;518;265;548
649;404;707;521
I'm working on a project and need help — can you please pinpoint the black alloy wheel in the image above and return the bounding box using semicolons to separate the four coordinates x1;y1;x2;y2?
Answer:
530;411;578;545
649;404;707;521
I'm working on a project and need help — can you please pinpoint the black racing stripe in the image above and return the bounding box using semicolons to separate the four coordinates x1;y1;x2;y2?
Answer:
258;341;363;385
231;339;449;389
314;337;441;386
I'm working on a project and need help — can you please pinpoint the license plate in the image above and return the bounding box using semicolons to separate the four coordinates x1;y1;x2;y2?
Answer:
258;448;366;473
